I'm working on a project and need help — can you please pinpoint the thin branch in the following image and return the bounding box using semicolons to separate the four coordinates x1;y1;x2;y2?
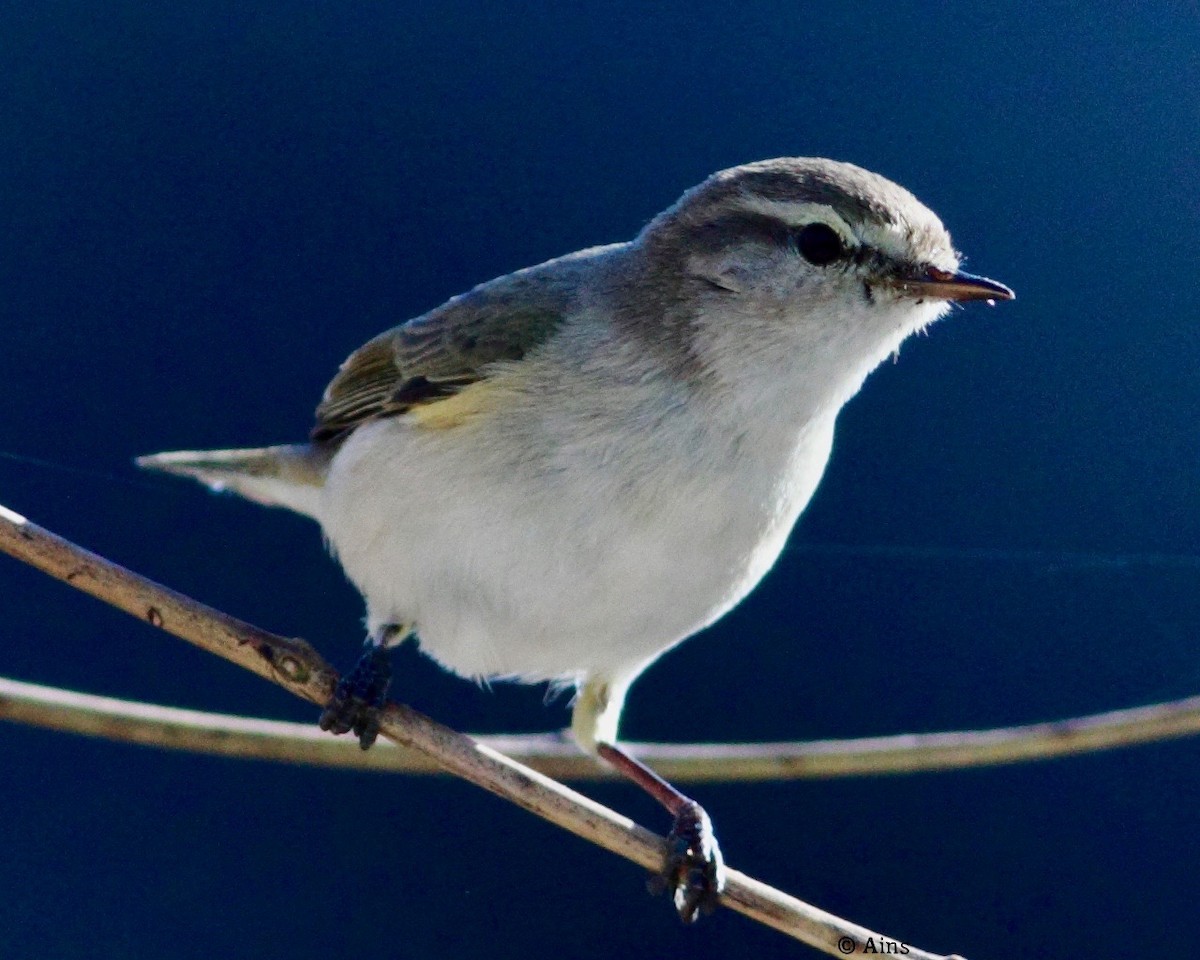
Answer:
0;501;963;960
4;674;1200;781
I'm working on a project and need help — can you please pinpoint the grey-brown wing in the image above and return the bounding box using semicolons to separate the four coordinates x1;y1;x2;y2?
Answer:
312;287;566;443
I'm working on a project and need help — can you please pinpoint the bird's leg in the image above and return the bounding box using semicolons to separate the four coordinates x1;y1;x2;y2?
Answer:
574;677;726;923
318;622;410;749
596;741;726;922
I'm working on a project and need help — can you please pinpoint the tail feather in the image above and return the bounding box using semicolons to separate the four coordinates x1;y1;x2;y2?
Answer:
136;443;330;519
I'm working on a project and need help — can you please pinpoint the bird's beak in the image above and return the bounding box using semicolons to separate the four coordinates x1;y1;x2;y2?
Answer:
895;267;1015;303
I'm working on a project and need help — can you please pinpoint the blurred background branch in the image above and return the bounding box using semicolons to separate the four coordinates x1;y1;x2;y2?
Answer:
3;673;1199;781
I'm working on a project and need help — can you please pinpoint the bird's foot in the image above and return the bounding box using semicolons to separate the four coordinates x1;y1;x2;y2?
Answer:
648;799;726;923
318;641;393;749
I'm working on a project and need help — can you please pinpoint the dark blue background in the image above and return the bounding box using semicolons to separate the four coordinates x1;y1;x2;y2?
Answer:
3;2;1199;957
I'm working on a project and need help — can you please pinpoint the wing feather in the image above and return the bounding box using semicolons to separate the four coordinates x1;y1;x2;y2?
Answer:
311;278;568;443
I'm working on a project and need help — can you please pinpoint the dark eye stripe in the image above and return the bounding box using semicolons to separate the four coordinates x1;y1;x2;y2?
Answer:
688;211;860;267
688;211;793;252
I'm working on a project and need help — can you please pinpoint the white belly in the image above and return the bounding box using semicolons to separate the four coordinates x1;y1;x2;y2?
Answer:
319;389;835;685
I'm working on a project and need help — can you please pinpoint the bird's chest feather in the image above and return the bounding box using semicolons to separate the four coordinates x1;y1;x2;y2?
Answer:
320;368;835;680
555;403;833;612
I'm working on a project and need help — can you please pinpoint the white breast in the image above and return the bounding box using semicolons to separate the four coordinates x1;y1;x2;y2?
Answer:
318;316;839;686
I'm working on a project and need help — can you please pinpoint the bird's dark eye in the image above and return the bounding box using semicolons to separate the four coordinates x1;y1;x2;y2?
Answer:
794;222;845;266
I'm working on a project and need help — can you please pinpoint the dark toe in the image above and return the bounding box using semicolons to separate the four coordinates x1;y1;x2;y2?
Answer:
659;800;726;923
318;702;354;735
319;643;393;749
352;709;382;750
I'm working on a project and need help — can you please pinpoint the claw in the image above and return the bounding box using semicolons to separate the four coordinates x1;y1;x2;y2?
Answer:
657;800;726;923
319;642;393;749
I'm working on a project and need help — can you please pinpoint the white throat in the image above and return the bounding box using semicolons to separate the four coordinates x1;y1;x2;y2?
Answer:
693;292;950;433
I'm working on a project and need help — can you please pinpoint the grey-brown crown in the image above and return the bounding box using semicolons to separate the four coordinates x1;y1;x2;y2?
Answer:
641;157;954;264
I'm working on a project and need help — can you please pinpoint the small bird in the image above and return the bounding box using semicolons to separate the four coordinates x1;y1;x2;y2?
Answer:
139;157;1013;921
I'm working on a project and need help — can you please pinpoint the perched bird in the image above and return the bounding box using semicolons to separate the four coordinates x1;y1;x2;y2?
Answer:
139;157;1013;921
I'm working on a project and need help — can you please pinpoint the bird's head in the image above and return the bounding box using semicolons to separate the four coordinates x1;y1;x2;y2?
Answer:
635;157;1013;405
